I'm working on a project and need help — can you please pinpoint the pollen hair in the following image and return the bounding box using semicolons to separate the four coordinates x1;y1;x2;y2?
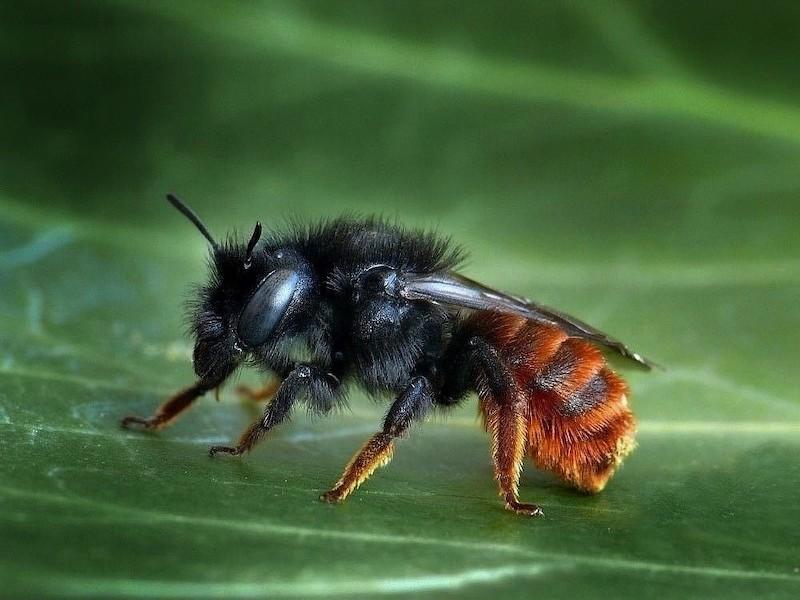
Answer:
467;312;637;494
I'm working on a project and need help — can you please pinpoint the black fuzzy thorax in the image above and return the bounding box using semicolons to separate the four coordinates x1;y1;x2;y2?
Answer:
189;216;465;401
278;216;464;292
195;216;463;309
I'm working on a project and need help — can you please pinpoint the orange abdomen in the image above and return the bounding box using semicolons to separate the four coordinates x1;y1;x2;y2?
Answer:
469;312;637;493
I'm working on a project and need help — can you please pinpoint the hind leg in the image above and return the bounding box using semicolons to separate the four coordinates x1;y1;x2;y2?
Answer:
454;334;543;517
484;397;542;516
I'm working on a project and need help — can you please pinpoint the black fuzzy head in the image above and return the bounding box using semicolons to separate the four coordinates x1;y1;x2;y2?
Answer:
168;195;317;385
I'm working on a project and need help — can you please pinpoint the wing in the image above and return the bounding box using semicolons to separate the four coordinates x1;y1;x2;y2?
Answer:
398;271;656;370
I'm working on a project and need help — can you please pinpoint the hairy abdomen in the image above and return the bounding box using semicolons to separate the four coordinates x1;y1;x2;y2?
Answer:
469;312;636;493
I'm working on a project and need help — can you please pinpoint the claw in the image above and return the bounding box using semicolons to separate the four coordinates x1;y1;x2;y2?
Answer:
320;488;346;504
208;445;241;457
505;500;544;517
120;415;160;430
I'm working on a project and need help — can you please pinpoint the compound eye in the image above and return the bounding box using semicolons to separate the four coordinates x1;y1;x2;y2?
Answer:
237;269;299;347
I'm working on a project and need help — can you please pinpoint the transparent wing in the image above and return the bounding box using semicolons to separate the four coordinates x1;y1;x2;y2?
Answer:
398;271;655;370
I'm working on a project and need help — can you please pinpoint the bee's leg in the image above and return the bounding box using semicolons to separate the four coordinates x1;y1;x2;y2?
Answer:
235;377;281;402
121;381;208;430
209;365;338;457
321;375;433;504
470;337;542;517
484;395;542;517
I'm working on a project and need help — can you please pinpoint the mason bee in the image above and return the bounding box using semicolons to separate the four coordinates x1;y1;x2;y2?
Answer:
122;195;653;516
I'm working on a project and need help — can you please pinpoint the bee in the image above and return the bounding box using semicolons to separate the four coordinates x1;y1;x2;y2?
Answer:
122;195;654;516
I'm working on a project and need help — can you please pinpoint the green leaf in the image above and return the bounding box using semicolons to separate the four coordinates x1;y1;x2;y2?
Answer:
2;1;799;598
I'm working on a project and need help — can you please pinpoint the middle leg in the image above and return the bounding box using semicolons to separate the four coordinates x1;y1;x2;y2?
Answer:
321;375;433;503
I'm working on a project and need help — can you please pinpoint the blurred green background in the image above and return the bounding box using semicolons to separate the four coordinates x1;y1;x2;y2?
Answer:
1;1;799;598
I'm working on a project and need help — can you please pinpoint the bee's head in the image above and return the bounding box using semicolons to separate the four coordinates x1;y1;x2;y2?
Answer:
167;195;317;383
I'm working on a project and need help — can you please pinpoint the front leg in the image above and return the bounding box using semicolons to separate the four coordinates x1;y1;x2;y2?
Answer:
321;375;433;503
121;381;209;430
235;377;281;402
121;337;239;431
209;364;339;457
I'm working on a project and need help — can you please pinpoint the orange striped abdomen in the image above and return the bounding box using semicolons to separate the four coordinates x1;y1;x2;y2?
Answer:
469;312;637;493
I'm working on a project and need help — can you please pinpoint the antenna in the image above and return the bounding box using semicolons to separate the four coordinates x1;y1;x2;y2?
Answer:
166;194;219;251
245;222;262;263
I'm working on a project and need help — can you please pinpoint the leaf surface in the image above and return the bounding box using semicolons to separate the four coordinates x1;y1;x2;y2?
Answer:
1;2;799;598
